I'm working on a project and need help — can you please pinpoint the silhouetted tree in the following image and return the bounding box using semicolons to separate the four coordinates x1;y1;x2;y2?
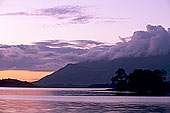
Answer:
111;68;128;90
111;68;169;91
128;69;165;91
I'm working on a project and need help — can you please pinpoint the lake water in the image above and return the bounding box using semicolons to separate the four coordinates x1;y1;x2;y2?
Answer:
0;88;170;113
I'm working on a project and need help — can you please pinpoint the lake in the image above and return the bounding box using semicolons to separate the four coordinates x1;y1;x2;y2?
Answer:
0;88;170;113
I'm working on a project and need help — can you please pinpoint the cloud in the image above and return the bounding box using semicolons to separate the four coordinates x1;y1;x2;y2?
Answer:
0;25;169;71
92;24;170;60
37;6;82;16
34;40;74;48
0;40;106;71
0;12;29;16
70;40;104;48
0;6;83;17
0;6;129;25
0;6;92;25
69;16;92;24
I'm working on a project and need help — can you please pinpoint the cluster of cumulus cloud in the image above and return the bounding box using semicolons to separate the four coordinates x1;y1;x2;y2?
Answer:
0;25;170;71
98;24;170;60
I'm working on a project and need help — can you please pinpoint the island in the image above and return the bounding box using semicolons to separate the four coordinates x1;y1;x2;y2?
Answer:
110;68;170;96
0;79;35;87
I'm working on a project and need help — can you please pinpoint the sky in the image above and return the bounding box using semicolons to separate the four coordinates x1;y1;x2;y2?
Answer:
0;0;170;81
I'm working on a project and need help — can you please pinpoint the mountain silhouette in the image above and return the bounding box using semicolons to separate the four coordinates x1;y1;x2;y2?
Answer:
33;54;170;87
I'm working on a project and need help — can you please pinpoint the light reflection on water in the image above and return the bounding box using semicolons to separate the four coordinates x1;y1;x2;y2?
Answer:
0;87;170;113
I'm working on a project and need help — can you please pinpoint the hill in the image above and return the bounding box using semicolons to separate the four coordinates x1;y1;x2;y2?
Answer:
33;54;170;87
0;79;35;87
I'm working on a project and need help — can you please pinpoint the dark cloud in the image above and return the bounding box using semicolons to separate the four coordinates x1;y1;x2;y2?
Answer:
0;39;106;71
0;45;11;48
0;25;169;71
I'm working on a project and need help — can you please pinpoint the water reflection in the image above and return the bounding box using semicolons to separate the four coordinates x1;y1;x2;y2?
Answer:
0;88;113;96
0;99;170;113
0;87;57;96
0;88;170;113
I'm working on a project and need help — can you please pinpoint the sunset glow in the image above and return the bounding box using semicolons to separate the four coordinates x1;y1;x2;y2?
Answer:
0;70;53;82
0;1;170;112
0;0;169;81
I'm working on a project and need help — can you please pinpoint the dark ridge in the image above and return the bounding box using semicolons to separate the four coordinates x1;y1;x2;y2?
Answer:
33;54;170;87
0;79;35;87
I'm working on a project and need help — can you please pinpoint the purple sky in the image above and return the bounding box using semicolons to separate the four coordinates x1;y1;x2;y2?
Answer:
0;0;170;81
0;0;170;71
0;25;170;72
0;0;169;45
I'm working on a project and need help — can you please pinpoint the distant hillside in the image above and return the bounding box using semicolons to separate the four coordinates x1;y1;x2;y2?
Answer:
0;79;35;87
33;54;170;87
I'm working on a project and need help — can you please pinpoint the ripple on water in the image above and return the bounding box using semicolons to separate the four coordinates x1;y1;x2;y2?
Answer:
0;88;170;113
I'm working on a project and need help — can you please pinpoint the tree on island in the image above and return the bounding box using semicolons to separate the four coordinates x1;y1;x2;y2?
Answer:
111;68;129;90
111;68;169;91
128;69;164;91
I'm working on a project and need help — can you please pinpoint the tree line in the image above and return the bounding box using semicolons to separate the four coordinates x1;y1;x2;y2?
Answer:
111;68;169;91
